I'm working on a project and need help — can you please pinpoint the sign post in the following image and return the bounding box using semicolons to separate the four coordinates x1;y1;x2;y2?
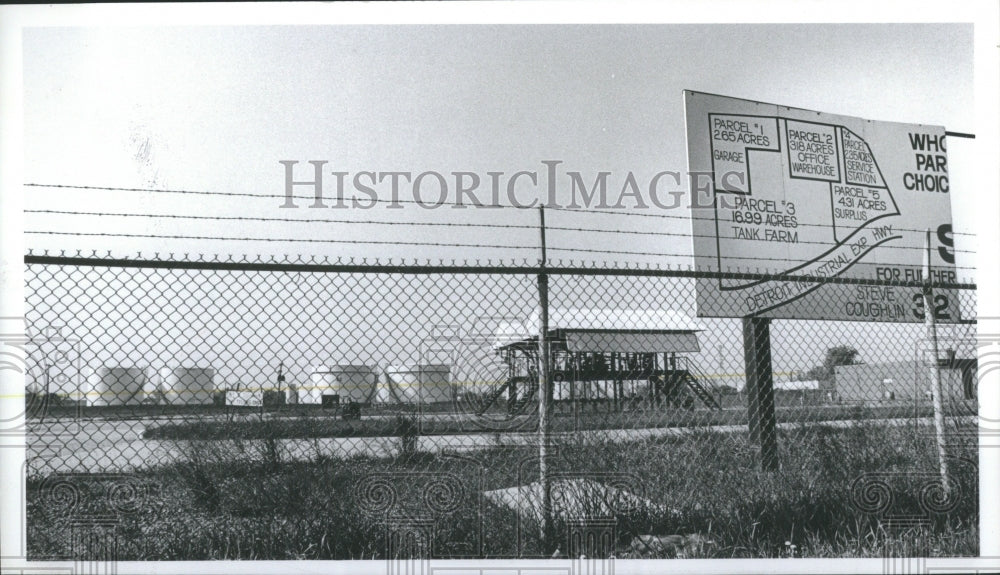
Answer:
923;229;951;497
743;317;778;471
684;91;962;472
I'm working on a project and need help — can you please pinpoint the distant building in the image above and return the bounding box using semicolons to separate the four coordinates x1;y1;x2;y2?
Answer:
833;359;976;403
775;379;820;391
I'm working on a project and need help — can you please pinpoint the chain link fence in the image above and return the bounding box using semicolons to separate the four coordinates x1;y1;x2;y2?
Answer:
22;255;979;560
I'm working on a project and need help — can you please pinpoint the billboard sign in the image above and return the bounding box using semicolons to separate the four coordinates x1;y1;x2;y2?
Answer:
684;91;961;322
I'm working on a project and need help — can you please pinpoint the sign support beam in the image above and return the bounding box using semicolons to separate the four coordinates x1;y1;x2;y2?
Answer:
743;317;779;471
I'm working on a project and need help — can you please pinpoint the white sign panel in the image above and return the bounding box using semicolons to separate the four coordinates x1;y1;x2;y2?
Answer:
684;91;961;322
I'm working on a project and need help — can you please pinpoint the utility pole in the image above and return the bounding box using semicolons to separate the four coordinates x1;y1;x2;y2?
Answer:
537;205;553;553
923;229;951;496
277;361;285;408
41;362;50;423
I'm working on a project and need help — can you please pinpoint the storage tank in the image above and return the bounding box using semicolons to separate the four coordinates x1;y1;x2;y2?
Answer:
142;372;164;404
303;365;377;404
160;367;215;405
385;364;453;404
369;380;397;403
285;382;299;405
85;367;147;406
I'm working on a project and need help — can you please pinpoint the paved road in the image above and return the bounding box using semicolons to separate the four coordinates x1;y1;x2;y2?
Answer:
24;415;975;475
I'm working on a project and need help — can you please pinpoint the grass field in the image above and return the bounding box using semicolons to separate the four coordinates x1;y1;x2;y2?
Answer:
140;403;970;440
27;417;978;560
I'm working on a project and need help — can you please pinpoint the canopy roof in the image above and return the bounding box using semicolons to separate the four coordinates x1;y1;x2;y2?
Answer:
564;331;700;353
493;308;703;352
544;308;703;332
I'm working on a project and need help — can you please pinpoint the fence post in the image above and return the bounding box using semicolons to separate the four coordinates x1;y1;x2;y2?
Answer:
923;229;951;496
743;317;778;471
537;205;554;554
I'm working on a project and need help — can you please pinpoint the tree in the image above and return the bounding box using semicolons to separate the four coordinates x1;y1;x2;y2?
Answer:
824;345;860;371
805;345;861;388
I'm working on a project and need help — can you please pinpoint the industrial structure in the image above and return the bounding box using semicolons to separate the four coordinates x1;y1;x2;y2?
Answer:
834;358;977;403
300;364;379;405
484;309;721;414
384;364;453;404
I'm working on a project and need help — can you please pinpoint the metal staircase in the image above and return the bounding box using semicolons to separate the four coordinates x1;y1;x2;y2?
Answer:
477;375;537;415
675;358;722;410
508;378;539;414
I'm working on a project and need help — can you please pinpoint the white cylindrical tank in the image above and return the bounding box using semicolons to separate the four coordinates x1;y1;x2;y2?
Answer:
143;371;164;404
303;368;335;404
86;367;147;406
304;365;377;404
385;364;453;404
369;379;397;404
160;367;215;405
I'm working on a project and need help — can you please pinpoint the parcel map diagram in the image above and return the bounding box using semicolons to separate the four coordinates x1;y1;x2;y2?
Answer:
684;91;961;322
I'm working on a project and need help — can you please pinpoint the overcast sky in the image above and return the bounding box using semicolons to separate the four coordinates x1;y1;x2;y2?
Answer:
12;21;983;389
3;8;999;563
21;24;976;275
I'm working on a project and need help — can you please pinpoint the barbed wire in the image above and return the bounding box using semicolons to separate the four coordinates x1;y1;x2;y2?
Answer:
26;208;976;254
544;245;977;269
24;183;524;209
25;209;538;231
21;249;980;287
25;248;544;268
548;205;978;237
27;182;978;238
24;182;976;237
25;231;537;251
25;229;978;270
545;226;973;253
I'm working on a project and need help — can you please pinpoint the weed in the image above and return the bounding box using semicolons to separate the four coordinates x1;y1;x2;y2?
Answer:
27;422;978;560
